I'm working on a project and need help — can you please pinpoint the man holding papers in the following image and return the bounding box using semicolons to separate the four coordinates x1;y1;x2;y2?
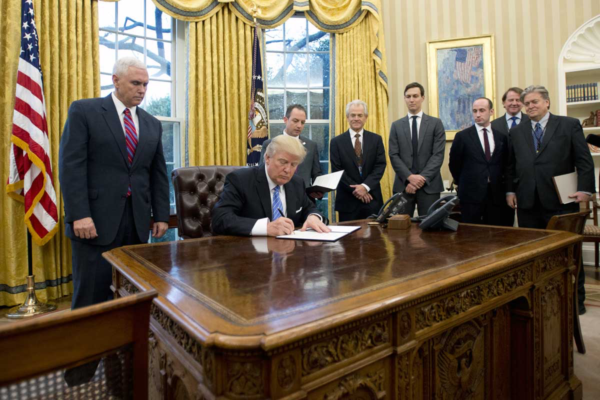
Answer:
330;100;387;221
212;135;330;236
506;85;594;229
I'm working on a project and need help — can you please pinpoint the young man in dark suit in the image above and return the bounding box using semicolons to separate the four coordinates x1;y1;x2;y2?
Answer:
260;105;322;200
59;57;170;310
389;82;446;216
449;98;511;226
330;100;387;222
212;135;329;236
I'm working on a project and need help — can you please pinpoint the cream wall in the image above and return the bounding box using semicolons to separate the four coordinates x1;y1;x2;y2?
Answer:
381;0;600;183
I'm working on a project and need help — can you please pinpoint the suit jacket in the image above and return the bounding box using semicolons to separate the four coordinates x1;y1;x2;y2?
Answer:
388;114;446;194
211;166;322;236
260;135;322;188
506;113;595;210
330;130;387;213
491;113;530;137
449;125;509;205
59;95;170;245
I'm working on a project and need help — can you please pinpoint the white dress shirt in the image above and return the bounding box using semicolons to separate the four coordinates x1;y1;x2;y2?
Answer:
349;128;370;192
111;92;140;135
530;111;550;131
251;165;287;236
407;111;424;138
475;123;495;155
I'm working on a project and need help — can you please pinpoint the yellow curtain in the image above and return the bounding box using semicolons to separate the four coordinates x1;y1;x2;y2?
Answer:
334;13;392;202
0;0;99;306
188;6;253;166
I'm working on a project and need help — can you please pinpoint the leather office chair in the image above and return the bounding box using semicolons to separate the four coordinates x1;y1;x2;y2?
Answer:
0;290;157;399
546;210;589;354
172;166;243;238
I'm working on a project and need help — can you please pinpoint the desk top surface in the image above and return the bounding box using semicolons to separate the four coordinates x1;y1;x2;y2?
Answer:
105;222;578;346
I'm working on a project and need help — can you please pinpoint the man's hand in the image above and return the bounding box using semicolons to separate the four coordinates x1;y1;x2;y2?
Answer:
569;192;591;203
407;174;426;189
405;183;419;194
359;193;373;203
300;215;331;233
152;222;169;238
73;217;98;239
350;184;369;198
506;194;517;209
267;217;295;236
309;191;324;200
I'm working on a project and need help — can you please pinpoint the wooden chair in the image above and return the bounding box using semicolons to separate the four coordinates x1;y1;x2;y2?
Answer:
581;194;600;268
546;210;589;354
0;290;157;399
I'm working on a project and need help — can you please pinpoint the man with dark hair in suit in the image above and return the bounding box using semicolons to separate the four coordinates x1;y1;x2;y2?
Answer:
491;87;530;136
506;85;594;228
59;57;170;310
389;82;446;216
449;97;511;226
330;100;387;222
212;135;329;236
260;104;323;200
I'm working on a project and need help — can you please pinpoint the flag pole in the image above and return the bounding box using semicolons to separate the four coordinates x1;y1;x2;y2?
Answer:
7;230;56;318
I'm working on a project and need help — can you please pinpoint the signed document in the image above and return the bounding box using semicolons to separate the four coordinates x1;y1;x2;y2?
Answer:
277;225;361;242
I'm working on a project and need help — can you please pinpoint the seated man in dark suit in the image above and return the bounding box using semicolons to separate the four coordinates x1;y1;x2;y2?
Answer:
212;135;330;236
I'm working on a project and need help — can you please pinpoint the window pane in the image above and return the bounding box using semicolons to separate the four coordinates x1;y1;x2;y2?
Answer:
99;33;117;74
100;74;114;97
285;53;308;88
285;18;307;51
315;199;328;219
266;52;284;87
118;0;146;37
309;53;329;87
116;35;144;60
98;2;116;30
285;90;308;111
308;23;330;52
146;39;172;79
160;121;175;163
269;123;285;137
144;80;172;117
166;163;175;205
150;228;178;243
268;89;284;120
309;89;330;120
320;161;329;174
310;124;330;161
146;6;171;41
265;25;283;51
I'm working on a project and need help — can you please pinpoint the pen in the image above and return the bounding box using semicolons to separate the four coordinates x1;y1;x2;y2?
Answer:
278;208;285;218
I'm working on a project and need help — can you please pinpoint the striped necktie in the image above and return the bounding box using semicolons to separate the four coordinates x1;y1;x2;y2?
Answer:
272;186;283;221
123;108;138;196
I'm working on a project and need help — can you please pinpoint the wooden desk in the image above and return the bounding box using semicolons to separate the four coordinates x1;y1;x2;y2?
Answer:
105;222;583;400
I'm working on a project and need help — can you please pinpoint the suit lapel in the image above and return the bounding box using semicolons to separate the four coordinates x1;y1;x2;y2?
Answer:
284;182;297;220
131;109;150;171
101;95;129;168
469;126;487;162
537;114;558;156
491;129;504;161
519;120;536;156
361;130;370;167
418;115;429;152
341;131;360;170
256;168;272;218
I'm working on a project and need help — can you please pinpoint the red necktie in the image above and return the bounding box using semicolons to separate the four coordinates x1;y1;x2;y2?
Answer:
123;108;138;196
482;128;491;161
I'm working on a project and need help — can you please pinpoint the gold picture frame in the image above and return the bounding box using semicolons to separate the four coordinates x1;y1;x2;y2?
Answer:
427;35;495;141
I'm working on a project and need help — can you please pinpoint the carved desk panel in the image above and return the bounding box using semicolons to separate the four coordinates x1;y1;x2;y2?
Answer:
107;222;582;400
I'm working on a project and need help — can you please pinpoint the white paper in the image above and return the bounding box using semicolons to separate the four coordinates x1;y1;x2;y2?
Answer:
552;172;578;204
311;170;344;190
277;225;361;241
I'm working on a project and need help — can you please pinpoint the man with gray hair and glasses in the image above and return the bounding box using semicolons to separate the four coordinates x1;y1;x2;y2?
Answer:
330;99;387;221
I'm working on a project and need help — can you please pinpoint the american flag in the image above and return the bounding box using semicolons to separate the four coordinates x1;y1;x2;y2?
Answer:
6;0;58;245
246;25;268;167
454;47;482;84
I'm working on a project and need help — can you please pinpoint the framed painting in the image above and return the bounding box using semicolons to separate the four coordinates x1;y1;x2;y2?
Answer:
427;35;495;140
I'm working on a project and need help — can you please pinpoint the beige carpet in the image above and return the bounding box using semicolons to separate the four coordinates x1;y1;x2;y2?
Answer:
575;284;600;400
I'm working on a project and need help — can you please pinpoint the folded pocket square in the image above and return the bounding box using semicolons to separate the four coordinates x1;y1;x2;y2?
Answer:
296;207;302;213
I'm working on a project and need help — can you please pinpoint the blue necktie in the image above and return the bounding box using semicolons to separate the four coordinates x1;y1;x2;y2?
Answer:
272;186;283;221
411;116;419;173
533;122;543;151
510;116;518;129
